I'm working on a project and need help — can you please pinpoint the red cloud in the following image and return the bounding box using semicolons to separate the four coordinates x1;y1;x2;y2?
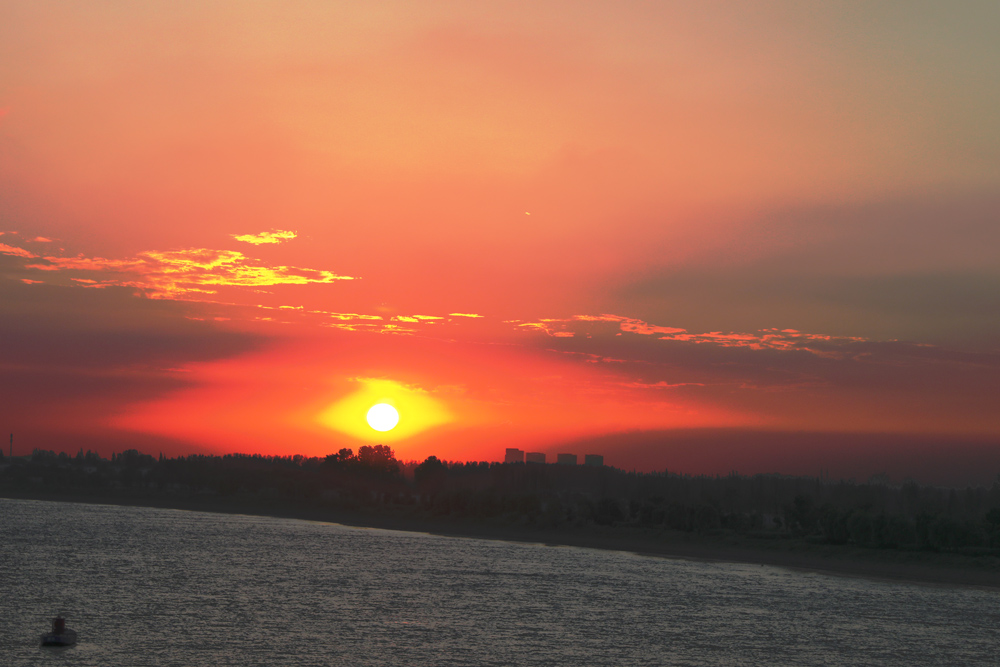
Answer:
0;243;38;259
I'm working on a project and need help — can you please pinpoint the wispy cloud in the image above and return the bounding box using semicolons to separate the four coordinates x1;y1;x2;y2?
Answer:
394;314;445;323
512;314;865;357
325;312;383;321
0;243;38;259
15;245;353;297
661;328;865;357
1;236;887;350
573;314;686;336
231;230;297;245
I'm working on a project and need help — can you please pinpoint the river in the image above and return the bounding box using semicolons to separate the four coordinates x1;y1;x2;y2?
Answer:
1;498;997;665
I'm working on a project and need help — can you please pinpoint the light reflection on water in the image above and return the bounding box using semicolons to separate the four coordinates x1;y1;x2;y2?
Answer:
1;498;998;666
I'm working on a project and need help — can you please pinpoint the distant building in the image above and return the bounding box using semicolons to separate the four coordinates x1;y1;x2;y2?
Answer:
557;453;577;466
504;448;525;464
525;452;546;464
584;454;604;467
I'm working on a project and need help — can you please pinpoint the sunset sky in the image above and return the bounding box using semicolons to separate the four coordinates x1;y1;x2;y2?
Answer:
2;2;998;483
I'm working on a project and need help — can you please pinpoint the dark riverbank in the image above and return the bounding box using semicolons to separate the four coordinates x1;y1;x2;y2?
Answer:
5;488;999;590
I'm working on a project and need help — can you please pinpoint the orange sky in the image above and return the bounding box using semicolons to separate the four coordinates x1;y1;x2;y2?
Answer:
1;2;999;482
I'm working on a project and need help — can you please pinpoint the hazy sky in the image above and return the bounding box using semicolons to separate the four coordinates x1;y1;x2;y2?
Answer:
2;2;998;481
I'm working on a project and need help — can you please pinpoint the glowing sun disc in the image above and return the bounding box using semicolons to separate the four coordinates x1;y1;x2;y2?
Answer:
366;403;399;431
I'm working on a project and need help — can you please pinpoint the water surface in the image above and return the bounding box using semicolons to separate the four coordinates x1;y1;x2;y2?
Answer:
1;498;997;665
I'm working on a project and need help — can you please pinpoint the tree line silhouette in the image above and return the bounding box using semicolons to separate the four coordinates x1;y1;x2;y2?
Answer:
3;445;1000;555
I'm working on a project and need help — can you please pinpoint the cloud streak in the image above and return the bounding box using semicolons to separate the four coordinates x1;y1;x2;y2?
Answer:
0;243;37;259
231;230;298;245
7;243;354;298
511;314;863;356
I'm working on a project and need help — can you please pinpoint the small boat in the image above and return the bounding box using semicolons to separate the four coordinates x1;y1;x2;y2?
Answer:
40;616;77;646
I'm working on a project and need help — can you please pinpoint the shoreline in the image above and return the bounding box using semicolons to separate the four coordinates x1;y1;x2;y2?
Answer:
5;489;1000;590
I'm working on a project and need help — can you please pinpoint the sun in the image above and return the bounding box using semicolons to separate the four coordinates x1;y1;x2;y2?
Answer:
318;378;451;442
366;403;399;432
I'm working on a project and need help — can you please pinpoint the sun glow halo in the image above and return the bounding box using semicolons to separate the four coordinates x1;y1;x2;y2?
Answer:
366;403;399;431
318;378;452;443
